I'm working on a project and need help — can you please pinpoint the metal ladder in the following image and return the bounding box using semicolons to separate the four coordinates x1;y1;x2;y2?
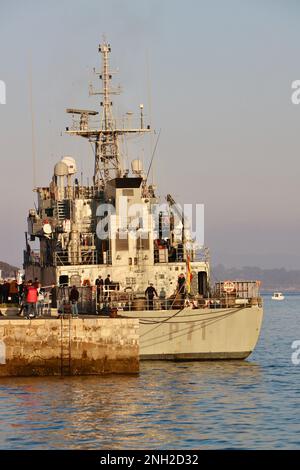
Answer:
60;315;71;376
56;201;68;220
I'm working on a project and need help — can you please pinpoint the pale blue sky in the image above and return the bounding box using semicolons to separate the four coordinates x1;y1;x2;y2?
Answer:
0;0;300;268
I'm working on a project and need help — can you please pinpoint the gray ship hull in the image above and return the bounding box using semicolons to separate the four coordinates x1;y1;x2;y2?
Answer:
121;305;263;360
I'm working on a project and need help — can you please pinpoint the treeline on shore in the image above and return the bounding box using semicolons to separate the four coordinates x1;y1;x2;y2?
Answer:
212;264;300;291
0;261;19;279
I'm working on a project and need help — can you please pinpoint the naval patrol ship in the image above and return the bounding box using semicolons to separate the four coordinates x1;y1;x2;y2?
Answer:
24;41;263;360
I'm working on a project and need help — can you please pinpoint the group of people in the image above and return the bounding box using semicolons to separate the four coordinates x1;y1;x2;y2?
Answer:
0;279;21;304
17;280;80;319
18;278;47;319
3;271;188;316
144;273;186;310
95;273;187;311
95;274;113;301
49;284;80;318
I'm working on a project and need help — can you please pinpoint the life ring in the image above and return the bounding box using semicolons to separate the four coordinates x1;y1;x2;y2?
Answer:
223;280;235;293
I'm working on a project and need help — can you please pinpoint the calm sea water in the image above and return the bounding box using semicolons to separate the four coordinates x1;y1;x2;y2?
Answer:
0;295;300;450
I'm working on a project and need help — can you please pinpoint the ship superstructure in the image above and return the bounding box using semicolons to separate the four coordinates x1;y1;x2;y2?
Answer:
24;41;209;297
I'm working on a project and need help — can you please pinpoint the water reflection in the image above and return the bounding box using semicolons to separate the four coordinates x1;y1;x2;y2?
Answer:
0;295;300;449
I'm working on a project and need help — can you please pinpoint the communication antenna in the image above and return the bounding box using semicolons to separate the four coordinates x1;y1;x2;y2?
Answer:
146;129;161;182
146;50;154;183
66;40;151;188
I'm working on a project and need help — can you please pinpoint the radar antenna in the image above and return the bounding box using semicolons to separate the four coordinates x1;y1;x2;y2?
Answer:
66;41;151;189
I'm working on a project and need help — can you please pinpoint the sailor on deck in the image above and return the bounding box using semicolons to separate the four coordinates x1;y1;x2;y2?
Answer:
177;273;186;300
95;275;104;302
104;275;111;298
145;283;158;311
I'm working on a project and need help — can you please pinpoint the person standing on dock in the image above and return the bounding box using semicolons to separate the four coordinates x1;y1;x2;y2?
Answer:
69;285;79;317
50;284;57;309
37;283;45;317
0;282;3;304
9;279;19;304
17;280;27;316
145;283;158;310
18;280;26;302
25;280;38;319
2;281;9;304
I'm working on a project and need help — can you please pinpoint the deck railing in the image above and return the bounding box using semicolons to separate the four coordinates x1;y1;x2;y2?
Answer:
154;246;209;264
32;281;262;317
54;250;98;266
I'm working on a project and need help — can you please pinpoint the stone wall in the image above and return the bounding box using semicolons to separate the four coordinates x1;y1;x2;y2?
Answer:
0;318;139;376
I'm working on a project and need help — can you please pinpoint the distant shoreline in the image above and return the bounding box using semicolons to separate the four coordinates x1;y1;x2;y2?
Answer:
261;290;300;294
212;265;300;292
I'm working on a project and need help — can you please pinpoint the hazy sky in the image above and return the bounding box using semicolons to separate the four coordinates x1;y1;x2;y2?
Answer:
1;0;300;268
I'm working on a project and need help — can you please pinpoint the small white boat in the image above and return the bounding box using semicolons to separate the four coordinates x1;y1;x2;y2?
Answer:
272;292;285;300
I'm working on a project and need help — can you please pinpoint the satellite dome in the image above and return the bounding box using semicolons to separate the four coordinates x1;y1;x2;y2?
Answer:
54;161;68;177
62;156;77;175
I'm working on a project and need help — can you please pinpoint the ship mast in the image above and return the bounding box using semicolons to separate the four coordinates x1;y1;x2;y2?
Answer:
66;41;151;189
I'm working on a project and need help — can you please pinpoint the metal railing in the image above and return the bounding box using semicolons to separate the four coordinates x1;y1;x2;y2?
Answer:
54;250;98;266
53;285;96;314
20;282;262;317
214;281;260;300
153;246;209;264
70;186;104;200
94;286;262;312
68;116;146;133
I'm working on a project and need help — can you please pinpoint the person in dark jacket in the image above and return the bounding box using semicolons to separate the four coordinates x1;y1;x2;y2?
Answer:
177;273;186;299
69;285;79;317
3;281;10;304
9;279;19;304
50;284;57;309
145;283;158;310
18;280;26;300
104;275;111;298
95;275;104;302
0;283;3;304
18;281;28;316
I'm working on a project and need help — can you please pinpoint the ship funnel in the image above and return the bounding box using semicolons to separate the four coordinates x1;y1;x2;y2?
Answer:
131;159;143;176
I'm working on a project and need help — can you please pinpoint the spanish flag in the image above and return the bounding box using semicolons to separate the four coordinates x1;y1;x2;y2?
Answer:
186;254;193;294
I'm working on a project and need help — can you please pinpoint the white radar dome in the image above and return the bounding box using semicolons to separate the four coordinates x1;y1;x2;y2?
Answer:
62;156;77;175
54;161;68;177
